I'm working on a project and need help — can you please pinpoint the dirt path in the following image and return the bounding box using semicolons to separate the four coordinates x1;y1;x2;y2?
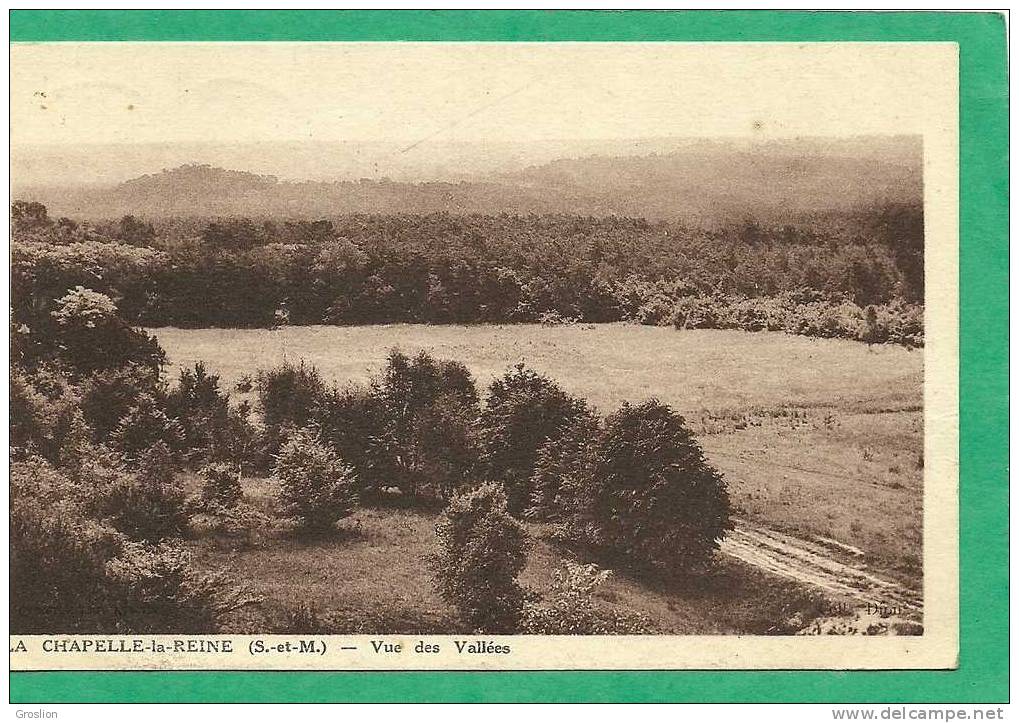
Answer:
721;519;922;614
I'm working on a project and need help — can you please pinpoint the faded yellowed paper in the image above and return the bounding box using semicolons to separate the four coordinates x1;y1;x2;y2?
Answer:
9;41;959;671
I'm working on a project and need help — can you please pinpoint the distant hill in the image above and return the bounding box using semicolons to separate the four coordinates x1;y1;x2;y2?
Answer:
12;136;922;224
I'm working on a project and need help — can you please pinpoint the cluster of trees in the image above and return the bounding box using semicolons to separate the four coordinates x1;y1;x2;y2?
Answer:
11;283;732;634
668;291;924;347
257;351;730;633
11;204;923;345
11;290;261;632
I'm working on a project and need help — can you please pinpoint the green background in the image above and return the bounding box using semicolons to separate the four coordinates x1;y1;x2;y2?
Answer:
8;10;1008;704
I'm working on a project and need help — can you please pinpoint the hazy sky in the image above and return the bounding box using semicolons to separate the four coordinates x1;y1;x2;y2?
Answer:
11;42;955;148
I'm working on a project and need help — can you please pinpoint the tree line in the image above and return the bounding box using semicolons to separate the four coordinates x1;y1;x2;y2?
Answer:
11;203;924;346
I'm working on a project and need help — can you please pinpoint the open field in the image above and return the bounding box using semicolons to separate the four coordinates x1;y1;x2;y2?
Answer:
154;323;922;414
155;323;924;595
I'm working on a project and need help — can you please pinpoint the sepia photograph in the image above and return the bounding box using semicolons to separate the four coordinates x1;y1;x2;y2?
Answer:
8;40;960;671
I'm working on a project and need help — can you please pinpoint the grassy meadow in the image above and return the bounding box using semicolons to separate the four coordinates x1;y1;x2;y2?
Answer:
185;476;827;635
156;323;924;626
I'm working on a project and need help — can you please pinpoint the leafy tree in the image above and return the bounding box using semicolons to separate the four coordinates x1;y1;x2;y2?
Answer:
591;400;732;575
116;215;156;246
202;219;264;251
47;286;165;376
374;350;480;498
11;200;50;233
256;360;327;455
479;364;592;512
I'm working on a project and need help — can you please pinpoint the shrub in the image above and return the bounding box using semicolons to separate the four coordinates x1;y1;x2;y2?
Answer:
82;446;190;543
11;494;125;633
314;384;398;498
189;459;272;544
164;362;233;464
107;394;185;464
273;427;358;534
11;458;251;634
520;562;656;634
479;364;592;512
527;411;601;520
189;501;273;544
199;462;243;508
222;400;265;474
665;291;923;347
537;310;580;326
80;364;163;441
882;299;925;348
671;296;723;330
379;349;479;411
590;400;732;575
48;286;166;376
10;459;124;632
274;602;335;634
405;392;480;500
370;350;481;499
431;483;530;633
256;360;326;455
10;367;91;466
105;542;260;633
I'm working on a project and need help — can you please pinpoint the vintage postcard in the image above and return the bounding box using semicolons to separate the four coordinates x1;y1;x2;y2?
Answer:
10;38;960;674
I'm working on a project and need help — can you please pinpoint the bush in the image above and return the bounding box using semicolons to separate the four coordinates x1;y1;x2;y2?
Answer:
164;362;234;464
48;286;166;376
431;482;530;633
590;400;732;575
520;562;656;634
256;361;326;455
82;445;190;543
527;411;601;520
189;460;272;544
671;295;724;329
10;460;125;632
405;392;481;500
369;350;481;499
379;349;479;411
222;400;265;474
273;427;358;534
105;542;260;633
479;364;592;512
80;364;163;442
198;462;243;508
108;394;185;464
314;384;398;498
10;367;91;466
11;458;252;633
10;370;46;454
667;291;923;347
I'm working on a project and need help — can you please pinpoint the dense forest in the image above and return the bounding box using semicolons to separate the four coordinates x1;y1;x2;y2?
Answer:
11;199;924;353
